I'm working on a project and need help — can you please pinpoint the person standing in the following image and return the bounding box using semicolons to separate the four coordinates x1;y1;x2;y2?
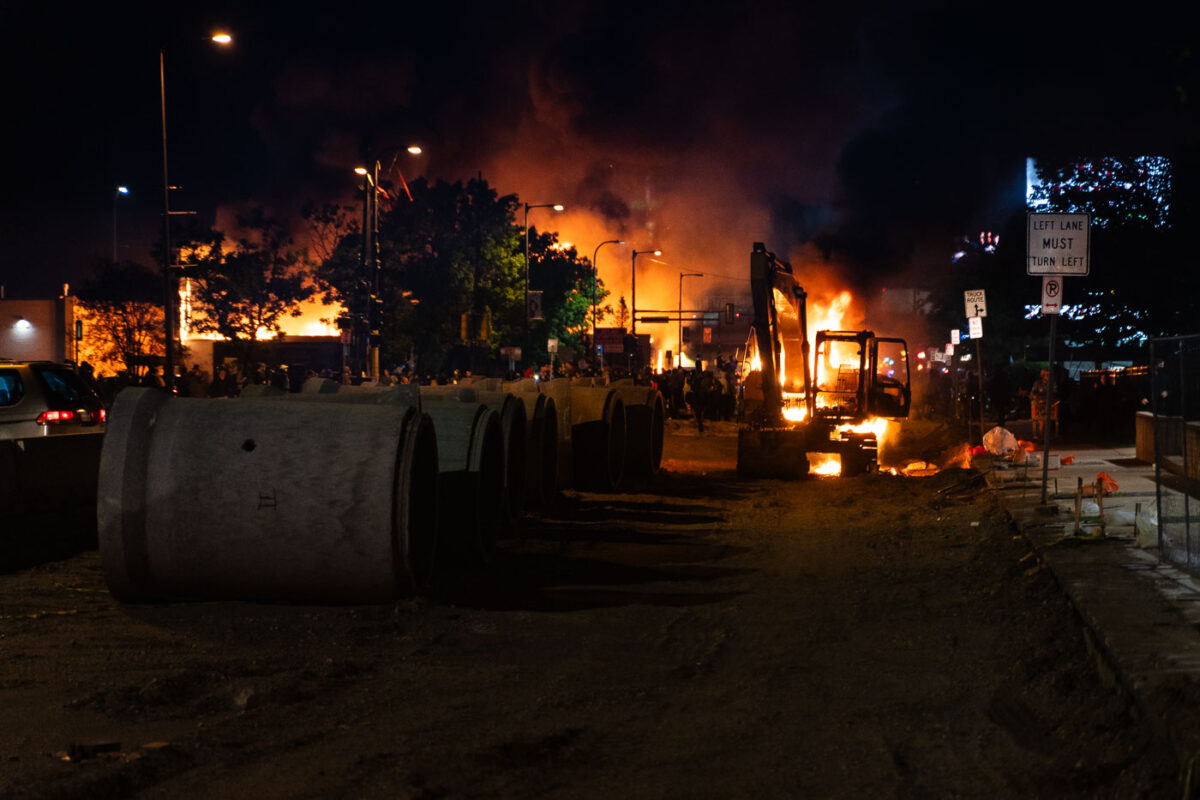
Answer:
1030;369;1049;439
186;363;211;398
210;364;238;398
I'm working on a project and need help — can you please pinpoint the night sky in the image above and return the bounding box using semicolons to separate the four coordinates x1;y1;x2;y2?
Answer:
2;1;1195;305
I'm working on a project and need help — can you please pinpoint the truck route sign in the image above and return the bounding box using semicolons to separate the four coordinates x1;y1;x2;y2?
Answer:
1027;213;1090;276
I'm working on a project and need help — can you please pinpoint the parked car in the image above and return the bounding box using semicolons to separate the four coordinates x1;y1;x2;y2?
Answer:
0;360;107;440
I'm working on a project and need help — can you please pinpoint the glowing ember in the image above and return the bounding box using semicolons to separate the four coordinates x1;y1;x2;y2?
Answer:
809;455;841;476
835;417;891;451
941;443;973;470
782;405;806;422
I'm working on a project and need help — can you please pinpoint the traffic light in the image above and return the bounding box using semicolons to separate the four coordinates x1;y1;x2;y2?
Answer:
725;303;735;324
681;326;691;344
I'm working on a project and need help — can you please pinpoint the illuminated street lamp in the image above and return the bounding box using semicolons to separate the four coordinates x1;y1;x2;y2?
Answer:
678;272;703;368
523;202;564;366
113;185;129;263
524;203;565;322
591;239;623;358
353;144;423;378
160;31;232;392
630;248;662;335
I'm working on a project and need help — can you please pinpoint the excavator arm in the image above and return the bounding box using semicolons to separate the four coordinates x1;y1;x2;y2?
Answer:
748;242;812;426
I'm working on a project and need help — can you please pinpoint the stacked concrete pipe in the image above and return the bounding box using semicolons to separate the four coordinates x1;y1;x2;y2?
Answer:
503;378;558;509
541;379;576;489
278;383;504;567
557;382;628;492
611;382;666;491
421;385;526;534
97;388;439;603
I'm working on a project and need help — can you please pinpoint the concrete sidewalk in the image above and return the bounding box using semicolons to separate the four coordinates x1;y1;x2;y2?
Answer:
984;435;1200;780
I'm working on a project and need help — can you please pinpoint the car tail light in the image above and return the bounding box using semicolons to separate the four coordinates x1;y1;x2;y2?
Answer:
98;408;107;423
37;409;76;424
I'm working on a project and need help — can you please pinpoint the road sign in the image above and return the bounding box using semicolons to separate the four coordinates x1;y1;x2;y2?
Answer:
951;329;961;345
968;316;983;339
547;338;558;353
527;291;543;321
595;327;625;353
1027;213;1090;275
964;289;987;319
1041;276;1063;315
945;343;954;356
500;346;522;360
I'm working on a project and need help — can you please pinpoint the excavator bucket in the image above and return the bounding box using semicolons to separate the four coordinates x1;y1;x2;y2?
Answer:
736;428;810;480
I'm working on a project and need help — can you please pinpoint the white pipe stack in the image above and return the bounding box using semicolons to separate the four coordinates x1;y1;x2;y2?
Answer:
98;388;438;603
611;383;665;491
503;378;558;509
420;385;525;539
278;383;504;567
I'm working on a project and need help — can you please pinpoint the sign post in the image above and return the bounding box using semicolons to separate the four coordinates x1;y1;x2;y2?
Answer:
1028;213;1089;505
967;316;985;443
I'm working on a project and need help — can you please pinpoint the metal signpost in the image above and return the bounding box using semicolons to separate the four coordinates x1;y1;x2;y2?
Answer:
966;309;985;443
1027;213;1090;504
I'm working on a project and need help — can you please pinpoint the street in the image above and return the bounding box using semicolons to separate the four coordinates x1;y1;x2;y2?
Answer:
0;420;1176;798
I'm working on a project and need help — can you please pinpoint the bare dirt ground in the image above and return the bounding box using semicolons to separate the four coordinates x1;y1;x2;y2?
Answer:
0;420;1179;798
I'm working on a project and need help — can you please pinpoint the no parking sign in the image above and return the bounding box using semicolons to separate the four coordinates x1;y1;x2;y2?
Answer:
1042;277;1062;315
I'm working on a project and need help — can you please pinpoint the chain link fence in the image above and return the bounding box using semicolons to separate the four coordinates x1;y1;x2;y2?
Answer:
1148;334;1200;567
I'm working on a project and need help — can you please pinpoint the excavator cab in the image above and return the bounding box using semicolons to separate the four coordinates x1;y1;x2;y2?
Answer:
811;331;912;423
867;337;911;420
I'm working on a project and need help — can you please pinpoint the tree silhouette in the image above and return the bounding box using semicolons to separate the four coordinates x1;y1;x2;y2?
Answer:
184;209;315;366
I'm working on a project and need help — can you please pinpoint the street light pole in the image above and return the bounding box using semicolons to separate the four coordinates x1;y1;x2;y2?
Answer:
159;46;173;391
591;239;623;359
630;248;662;336
354;144;422;380
354;165;375;379
113;186;129;263
679;272;702;368
159;33;232;393
522;201;564;365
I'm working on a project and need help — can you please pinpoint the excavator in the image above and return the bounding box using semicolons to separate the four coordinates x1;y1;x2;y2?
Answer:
737;242;911;479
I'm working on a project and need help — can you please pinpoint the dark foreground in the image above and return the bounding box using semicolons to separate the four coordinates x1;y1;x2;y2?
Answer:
0;421;1177;798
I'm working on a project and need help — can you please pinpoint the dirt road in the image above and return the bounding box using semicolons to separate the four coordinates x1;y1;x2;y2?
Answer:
0;421;1176;798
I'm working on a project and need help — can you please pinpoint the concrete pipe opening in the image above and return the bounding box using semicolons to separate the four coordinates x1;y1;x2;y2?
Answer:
423;403;506;568
538;395;559;507
394;410;439;594
469;411;506;564
498;395;527;524
603;396;627;491
649;390;665;471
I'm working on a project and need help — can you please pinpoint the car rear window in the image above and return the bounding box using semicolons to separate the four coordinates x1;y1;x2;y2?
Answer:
0;369;22;406
34;367;95;405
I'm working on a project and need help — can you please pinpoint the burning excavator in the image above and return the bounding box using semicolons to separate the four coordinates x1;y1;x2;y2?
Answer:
737;242;911;478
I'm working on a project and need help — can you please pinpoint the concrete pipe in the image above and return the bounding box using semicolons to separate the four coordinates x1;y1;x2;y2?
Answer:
269;385;504;567
238;384;286;398
421;386;526;530
300;376;341;394
418;399;505;566
542;379;576;490
566;386;627;492
612;385;665;491
503;379;559;509
98;388;439;604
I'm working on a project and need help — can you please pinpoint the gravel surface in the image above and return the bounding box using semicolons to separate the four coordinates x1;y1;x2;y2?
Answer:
0;420;1178;798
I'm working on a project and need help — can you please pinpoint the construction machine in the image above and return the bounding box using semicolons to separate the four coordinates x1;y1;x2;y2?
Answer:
737;242;911;478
